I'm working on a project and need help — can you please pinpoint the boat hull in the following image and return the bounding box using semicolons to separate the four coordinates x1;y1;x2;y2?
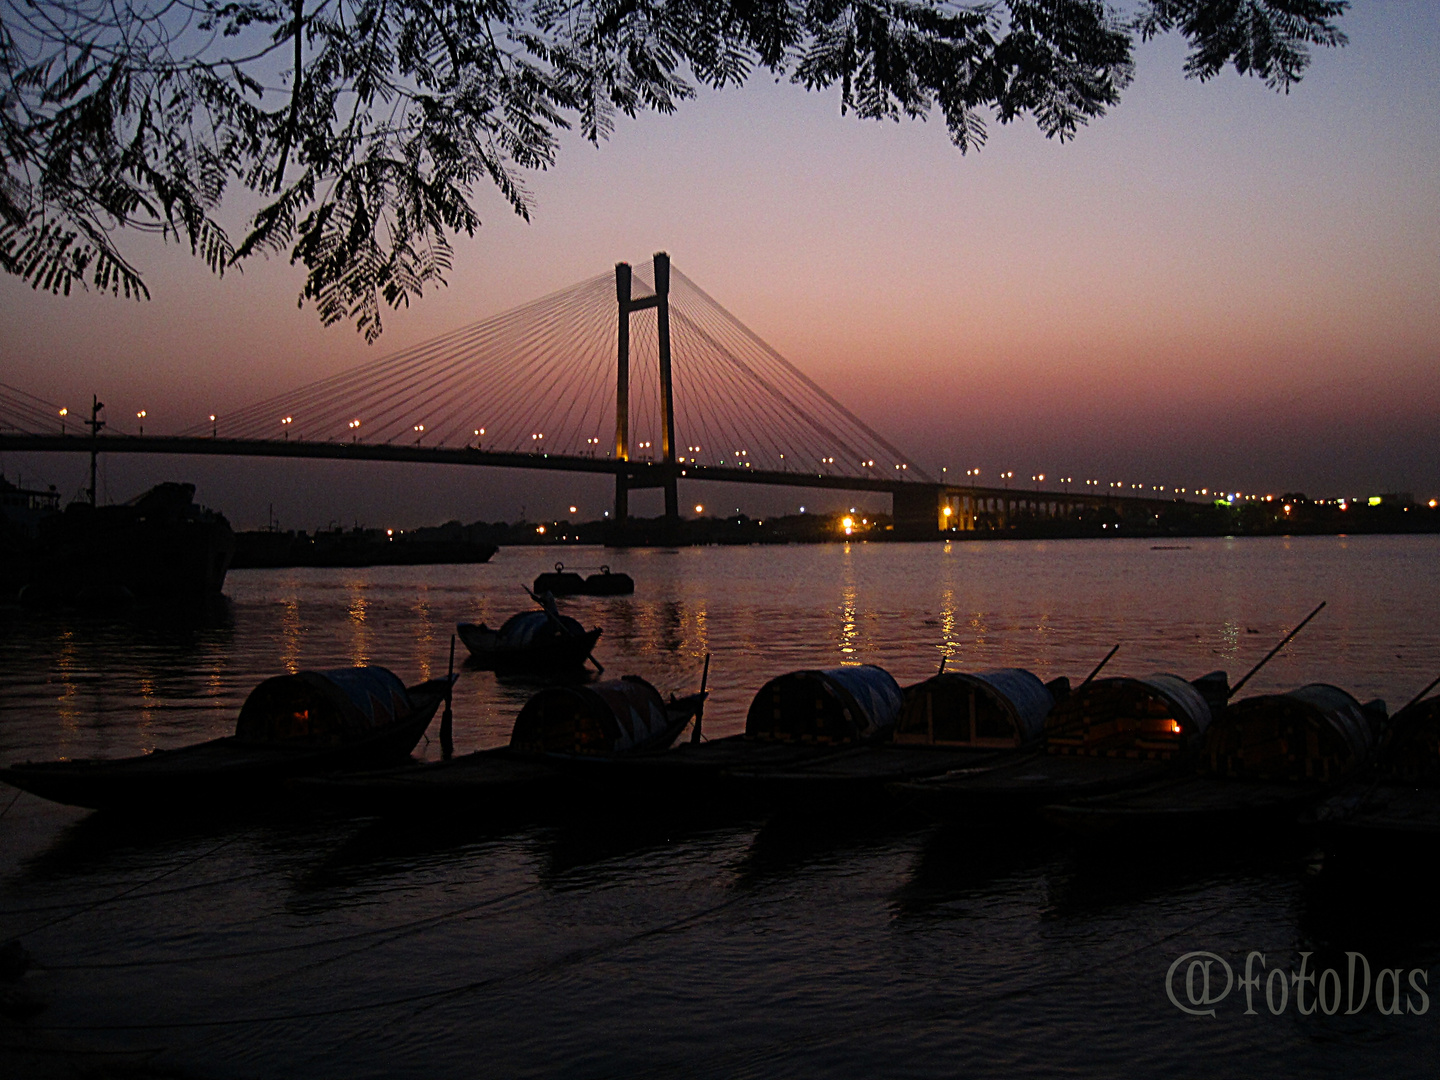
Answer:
302;694;705;815
1041;776;1328;840
893;754;1179;821
0;679;449;811
456;622;601;673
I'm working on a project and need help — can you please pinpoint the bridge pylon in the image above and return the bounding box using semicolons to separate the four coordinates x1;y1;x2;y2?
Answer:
612;252;679;544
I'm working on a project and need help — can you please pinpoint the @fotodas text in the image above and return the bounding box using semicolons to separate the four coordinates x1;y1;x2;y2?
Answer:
1167;951;1430;1018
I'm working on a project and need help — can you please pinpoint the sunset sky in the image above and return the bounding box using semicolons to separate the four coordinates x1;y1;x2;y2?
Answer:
2;2;1437;530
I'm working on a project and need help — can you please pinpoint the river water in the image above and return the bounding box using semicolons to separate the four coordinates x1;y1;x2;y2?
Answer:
2;535;1438;1078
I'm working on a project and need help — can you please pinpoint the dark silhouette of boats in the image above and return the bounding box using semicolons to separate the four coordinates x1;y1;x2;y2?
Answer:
457;592;602;674
300;674;707;814
533;562;635;596
1311;692;1440;853
893;671;1226;817
1041;683;1383;839
727;667;1068;805
0;666;453;811
11;481;234;607
611;665;909;799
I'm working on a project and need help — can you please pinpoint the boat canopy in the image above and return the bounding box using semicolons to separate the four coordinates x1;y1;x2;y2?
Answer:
745;665;902;744
1378;696;1440;785
497;610;588;648
234;666;412;746
895;669;1054;747
1046;673;1211;759
510;676;678;756
1206;683;1377;783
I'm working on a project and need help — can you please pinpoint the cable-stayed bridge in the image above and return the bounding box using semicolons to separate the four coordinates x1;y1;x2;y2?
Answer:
0;254;1184;538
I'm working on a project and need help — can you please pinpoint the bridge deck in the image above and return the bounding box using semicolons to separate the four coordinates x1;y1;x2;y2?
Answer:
0;433;1191;513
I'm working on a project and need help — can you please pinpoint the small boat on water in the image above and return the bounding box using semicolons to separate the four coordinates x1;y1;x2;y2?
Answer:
1042;683;1383;840
728;667;1065;805
300;674;707;814
894;671;1223;819
0;666;454;811
456;592;602;674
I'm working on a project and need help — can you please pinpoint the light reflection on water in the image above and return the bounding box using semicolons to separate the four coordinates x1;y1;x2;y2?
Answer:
1;535;1439;1078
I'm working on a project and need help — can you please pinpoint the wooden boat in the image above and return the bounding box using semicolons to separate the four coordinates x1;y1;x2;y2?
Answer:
1042;684;1382;839
611;665;906;799
728;668;1065;804
299;674;706;814
1312;694;1440;849
456;597;601;674
0;667;453;811
893;672;1222;819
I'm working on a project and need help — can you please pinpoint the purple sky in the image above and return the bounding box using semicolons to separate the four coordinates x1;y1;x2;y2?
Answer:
2;3;1437;530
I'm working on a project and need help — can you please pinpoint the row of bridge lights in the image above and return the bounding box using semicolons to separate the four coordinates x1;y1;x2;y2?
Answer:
940;468;1237;498
38;408;1382;507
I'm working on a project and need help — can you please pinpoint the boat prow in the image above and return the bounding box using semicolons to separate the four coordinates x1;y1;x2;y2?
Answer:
0;667;453;811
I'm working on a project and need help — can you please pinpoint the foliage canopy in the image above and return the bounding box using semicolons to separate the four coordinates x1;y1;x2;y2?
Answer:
0;0;1347;339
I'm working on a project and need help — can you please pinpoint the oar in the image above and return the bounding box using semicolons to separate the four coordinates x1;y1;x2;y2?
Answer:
1079;643;1120;688
1228;601;1326;700
439;634;456;760
526;584;605;675
1399;673;1440;714
689;653;712;744
937;654;947;675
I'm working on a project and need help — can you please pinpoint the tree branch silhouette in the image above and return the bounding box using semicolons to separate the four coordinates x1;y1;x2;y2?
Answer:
0;1;1349;340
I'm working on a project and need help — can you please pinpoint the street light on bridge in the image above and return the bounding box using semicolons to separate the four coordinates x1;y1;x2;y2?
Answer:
136;410;146;435
281;416;293;440
209;414;217;437
58;407;67;433
348;418;361;442
413;423;425;444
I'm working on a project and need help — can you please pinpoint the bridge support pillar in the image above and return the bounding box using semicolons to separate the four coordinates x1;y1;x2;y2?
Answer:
614;470;629;524
654;253;680;542
611;253;679;545
614;262;633;527
893;484;948;540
